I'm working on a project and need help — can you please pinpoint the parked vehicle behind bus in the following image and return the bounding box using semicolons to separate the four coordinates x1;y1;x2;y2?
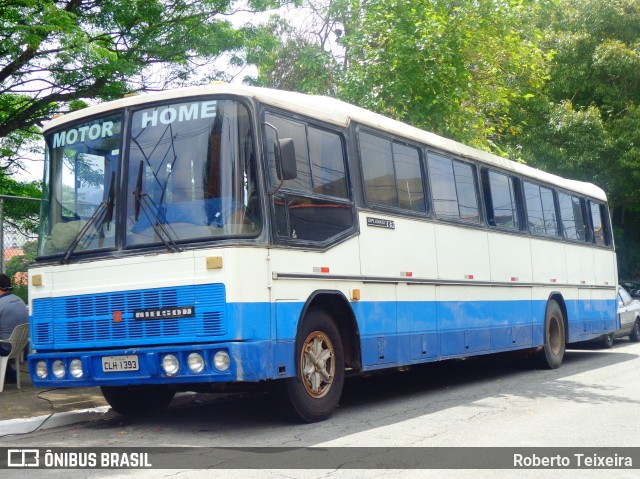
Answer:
599;286;640;347
28;84;618;422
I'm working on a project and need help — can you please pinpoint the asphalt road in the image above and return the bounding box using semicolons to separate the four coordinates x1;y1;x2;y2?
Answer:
2;338;640;479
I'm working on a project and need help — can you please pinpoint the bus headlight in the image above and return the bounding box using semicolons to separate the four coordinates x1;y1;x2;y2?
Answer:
36;361;48;379
69;359;84;378
187;352;205;374
52;360;66;379
162;354;180;376
213;351;230;371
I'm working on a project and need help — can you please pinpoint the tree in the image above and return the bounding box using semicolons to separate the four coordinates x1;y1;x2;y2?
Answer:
243;1;343;94
0;0;282;177
505;0;640;277
335;0;552;150
247;0;552;150
4;240;37;302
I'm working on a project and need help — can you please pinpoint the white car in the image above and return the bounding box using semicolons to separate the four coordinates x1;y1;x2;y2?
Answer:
600;286;640;348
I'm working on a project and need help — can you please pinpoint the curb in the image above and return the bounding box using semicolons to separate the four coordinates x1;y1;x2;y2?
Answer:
0;406;117;437
0;391;245;437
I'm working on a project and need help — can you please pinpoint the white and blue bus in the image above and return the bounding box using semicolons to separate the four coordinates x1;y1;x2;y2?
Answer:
28;84;618;422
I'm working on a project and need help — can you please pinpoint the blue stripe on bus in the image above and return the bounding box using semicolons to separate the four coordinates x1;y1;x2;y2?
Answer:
276;298;616;369
30;289;617;385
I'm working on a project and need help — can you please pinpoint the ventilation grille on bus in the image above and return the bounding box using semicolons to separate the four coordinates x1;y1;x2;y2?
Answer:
31;284;227;349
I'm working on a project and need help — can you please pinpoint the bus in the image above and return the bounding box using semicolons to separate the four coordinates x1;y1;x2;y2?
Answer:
28;84;618;422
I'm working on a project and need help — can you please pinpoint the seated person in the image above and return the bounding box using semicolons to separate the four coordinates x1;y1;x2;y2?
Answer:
0;274;29;384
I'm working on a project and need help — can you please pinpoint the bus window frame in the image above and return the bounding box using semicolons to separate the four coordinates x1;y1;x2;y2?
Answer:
355;126;429;218
260;107;357;250
479;166;527;233
587;199;613;248
522;179;561;239
121;95;265;249
556;188;589;243
424;149;484;227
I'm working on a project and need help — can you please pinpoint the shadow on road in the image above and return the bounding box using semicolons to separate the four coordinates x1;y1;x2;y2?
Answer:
79;338;640;447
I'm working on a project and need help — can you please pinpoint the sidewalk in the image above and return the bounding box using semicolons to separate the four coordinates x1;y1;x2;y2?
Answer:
0;362;112;436
1;363;241;436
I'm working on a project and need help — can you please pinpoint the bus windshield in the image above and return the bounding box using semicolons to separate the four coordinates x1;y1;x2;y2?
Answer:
39;98;260;258
40;114;122;257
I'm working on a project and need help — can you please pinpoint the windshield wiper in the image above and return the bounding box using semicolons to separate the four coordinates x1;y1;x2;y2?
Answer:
133;160;182;253
60;172;117;264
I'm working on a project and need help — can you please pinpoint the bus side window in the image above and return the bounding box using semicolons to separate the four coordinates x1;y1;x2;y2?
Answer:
359;130;426;213
394;143;425;212
558;191;586;241
360;131;397;207
427;153;479;223
308;127;348;199
524;181;559;236
589;201;608;246
481;169;520;230
264;113;312;193
264;112;353;243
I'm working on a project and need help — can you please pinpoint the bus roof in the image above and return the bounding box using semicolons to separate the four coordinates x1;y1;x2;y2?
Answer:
44;83;607;201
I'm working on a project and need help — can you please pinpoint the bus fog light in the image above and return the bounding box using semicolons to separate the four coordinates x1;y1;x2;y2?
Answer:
188;352;205;373
69;359;84;378
213;351;230;371
162;354;180;376
52;360;66;379
36;361;48;379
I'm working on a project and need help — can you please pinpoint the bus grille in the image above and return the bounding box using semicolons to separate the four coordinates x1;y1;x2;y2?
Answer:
31;284;227;349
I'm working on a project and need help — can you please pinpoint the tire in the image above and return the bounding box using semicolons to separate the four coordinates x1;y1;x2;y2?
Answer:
282;309;345;423
600;332;614;349
629;320;640;342
535;300;566;369
101;385;175;416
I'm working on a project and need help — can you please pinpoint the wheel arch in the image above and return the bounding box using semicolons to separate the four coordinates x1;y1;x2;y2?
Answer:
547;292;569;344
297;290;362;372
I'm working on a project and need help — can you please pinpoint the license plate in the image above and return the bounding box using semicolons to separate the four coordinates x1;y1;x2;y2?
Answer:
102;355;139;372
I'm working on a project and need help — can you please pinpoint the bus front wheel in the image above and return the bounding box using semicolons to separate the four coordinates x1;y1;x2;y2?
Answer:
283;309;345;423
101;385;175;416
535;300;565;369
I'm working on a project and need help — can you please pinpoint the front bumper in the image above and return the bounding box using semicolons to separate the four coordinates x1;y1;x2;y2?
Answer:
28;340;276;388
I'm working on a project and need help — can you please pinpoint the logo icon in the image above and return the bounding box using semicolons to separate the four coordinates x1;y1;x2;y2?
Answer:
7;449;39;467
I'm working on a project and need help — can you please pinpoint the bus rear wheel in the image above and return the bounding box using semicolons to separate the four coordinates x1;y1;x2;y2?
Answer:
535;300;565;369
283;309;345;423
101;385;175;416
600;332;614;349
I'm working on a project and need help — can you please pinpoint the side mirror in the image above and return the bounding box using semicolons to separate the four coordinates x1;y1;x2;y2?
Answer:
277;138;297;181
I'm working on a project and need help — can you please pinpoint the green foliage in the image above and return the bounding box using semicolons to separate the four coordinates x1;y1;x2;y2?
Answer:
0;0;274;172
509;0;640;211
243;10;342;94
244;4;340;96
4;240;37;303
545;0;640;116
0;175;40;199
505;0;640;276
2;0;640;278
247;0;640;277
336;0;552;150
246;0;552;150
0;189;41;238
